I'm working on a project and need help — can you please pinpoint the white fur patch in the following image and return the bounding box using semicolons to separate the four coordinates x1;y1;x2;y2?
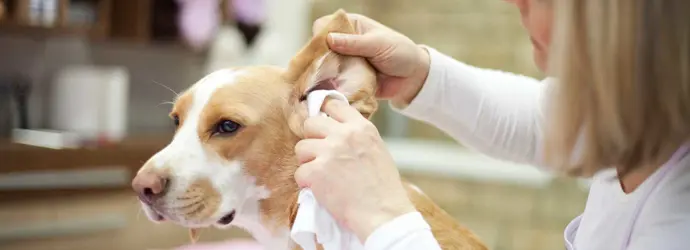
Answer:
145;69;272;229
310;52;335;88
139;68;292;248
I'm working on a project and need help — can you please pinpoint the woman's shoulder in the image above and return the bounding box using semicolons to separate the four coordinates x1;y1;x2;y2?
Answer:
643;154;690;217
657;153;690;198
631;157;690;248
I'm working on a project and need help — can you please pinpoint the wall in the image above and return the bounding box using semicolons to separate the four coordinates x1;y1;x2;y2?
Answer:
312;0;543;141
404;173;587;250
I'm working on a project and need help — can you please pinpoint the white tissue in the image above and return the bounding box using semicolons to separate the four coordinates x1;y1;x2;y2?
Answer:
305;89;349;117
290;90;365;250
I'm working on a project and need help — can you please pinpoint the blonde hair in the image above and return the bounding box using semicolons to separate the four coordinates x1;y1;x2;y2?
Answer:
545;0;690;177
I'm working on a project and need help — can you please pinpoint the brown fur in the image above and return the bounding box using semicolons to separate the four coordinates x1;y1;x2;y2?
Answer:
404;183;487;250
182;178;221;222
146;9;486;250
170;91;194;126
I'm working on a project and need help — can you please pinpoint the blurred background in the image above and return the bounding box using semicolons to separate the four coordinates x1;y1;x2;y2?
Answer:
0;0;588;249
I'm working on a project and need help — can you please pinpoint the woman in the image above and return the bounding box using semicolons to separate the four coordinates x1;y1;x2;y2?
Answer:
295;0;690;249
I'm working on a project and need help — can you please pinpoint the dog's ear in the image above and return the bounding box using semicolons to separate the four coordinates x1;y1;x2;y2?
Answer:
284;9;378;137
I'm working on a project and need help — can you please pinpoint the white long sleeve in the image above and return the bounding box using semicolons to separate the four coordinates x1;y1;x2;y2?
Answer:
363;47;553;250
372;47;690;250
393;46;552;169
364;212;441;250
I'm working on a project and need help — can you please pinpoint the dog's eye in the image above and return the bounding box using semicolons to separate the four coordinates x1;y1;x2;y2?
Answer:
214;120;241;135
172;115;180;127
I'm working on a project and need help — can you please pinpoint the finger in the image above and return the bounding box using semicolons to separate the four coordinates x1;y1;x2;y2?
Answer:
322;99;364;122
303;115;341;139
294;139;321;165
327;32;386;58
294;161;320;188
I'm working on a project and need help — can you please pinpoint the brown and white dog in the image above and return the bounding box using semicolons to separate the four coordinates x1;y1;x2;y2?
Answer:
131;9;487;250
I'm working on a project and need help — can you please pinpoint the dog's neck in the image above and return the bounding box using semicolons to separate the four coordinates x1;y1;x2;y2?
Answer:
231;103;305;248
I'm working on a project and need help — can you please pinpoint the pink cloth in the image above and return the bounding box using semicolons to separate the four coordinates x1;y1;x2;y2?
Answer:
230;0;266;25
176;0;266;49
174;239;263;250
177;0;220;50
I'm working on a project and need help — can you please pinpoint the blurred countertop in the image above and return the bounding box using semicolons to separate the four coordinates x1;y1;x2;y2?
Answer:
0;135;255;250
0;135;171;174
0;135;171;201
0;189;252;250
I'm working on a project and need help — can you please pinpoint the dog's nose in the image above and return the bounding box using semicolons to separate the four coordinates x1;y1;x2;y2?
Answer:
132;170;169;204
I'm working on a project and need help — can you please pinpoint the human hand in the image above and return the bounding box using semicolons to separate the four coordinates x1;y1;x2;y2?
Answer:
294;100;417;242
312;13;431;107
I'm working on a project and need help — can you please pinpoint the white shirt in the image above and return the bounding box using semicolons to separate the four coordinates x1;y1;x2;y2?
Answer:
362;47;690;250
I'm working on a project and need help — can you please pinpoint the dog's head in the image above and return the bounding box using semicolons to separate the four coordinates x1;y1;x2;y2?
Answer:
131;10;377;230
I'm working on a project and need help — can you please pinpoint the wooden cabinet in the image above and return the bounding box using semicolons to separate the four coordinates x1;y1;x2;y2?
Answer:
0;136;169;175
0;0;188;46
109;0;182;44
0;1;6;21
0;0;111;39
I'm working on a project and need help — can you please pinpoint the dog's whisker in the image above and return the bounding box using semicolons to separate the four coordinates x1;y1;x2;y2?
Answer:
186;203;206;217
169;201;205;212
158;101;175;107
129;197;145;221
177;195;202;201
167;202;200;213
151;80;180;97
136;206;144;221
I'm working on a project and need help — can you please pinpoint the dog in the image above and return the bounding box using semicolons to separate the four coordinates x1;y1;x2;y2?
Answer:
131;9;487;250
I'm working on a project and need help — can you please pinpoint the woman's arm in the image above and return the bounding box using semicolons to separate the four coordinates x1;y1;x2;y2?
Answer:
364;212;442;250
361;47;550;250
393;47;552;168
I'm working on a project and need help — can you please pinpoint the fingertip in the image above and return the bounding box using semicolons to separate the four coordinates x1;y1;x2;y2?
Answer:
322;98;348;112
294;139;318;164
327;33;347;49
324;97;347;106
294;167;311;188
323;99;363;122
303;115;339;138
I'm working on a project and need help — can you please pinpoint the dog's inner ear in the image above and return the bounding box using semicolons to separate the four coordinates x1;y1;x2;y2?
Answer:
297;51;376;103
285;9;377;114
284;9;378;137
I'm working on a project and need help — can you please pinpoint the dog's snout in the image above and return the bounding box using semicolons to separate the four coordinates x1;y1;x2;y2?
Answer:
132;170;169;204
